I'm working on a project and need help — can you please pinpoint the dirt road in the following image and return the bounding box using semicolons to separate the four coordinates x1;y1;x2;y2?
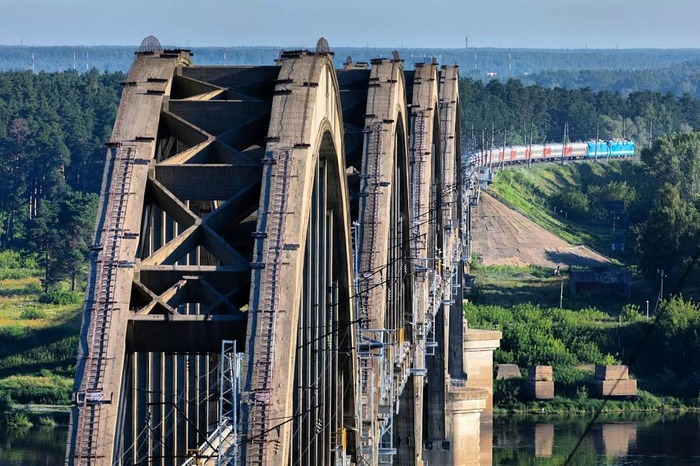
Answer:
471;192;610;269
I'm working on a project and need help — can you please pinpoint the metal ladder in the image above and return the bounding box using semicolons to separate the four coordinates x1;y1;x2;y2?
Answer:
411;112;427;259
74;145;134;464
248;149;294;465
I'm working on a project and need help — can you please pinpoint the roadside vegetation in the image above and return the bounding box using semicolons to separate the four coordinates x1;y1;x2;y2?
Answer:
467;263;700;413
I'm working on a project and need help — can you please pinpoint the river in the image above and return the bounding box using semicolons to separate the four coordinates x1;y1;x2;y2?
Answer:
3;413;700;465
492;412;700;465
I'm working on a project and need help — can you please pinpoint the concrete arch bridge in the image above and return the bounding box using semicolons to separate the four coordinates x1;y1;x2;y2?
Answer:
66;36;500;466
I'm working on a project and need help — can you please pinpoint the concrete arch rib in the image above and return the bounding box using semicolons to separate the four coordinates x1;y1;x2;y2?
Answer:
242;50;356;466
407;61;442;463
438;66;468;382
439;66;461;271
66;49;190;466
354;57;412;465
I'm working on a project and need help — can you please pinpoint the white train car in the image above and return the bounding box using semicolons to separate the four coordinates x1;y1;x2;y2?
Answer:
570;142;588;159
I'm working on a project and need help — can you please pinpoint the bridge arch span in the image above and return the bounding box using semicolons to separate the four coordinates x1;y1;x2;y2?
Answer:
353;56;413;465
242;49;357;466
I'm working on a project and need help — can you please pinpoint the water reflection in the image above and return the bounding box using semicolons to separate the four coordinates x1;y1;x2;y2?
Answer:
493;412;700;466
4;413;700;465
424;412;700;465
597;422;637;458
531;422;554;458
0;426;67;466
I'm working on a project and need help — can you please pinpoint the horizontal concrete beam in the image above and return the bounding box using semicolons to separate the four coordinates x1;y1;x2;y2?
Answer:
180;66;280;95
126;314;246;353
137;265;248;294
169;100;270;136
155;164;261;200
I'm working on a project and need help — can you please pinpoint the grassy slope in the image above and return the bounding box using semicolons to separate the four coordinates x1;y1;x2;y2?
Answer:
488;159;642;261
0;270;81;406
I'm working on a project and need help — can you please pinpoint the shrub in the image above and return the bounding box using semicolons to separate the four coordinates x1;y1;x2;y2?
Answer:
2;410;32;429
0;250;38;269
575;385;589;400
0;376;72;405
19;307;47;320
621;304;643;323
37;416;57;427
39;290;81;305
0;391;12;413
494;378;523;408
552;189;590;220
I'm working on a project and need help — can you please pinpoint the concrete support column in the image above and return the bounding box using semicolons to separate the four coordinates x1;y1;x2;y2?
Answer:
463;328;501;413
447;396;485;466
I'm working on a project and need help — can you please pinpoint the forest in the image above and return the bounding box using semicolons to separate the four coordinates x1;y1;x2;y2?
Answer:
0;69;123;289
460;77;700;149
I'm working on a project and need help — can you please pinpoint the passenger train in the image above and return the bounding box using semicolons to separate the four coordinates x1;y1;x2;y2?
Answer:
471;139;635;166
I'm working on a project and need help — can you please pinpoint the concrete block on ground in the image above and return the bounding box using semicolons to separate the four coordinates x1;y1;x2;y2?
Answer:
523;380;554;400
594;364;629;381
589;379;637;397
496;364;521;380
590;364;637;397
527;365;553;381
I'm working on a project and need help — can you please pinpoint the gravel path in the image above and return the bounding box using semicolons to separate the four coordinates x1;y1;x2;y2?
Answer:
471;192;610;269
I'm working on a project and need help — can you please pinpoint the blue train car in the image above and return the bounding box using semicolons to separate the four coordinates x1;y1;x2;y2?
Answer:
586;140;635;158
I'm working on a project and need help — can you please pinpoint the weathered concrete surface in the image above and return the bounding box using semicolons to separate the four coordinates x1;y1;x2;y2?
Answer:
590;364;638;397
410;63;443;452
242;50;356;466
523;365;555;400
463;329;501;413
68;49;190;465
496;363;522;380
424;390;487;466
471;192;610;268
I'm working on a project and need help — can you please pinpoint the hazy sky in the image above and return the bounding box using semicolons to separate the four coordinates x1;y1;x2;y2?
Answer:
1;0;699;49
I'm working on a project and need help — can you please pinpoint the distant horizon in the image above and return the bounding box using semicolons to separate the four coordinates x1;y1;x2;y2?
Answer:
2;43;700;52
4;0;700;50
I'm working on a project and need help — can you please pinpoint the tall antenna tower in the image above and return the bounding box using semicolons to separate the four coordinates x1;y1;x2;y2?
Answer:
509;48;512;74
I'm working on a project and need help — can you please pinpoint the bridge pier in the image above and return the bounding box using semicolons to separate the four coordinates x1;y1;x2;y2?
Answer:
463;329;502;413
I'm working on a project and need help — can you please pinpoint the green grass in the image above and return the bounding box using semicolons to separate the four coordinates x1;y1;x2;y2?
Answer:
468;263;634;315
493;388;685;415
0;268;81;410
